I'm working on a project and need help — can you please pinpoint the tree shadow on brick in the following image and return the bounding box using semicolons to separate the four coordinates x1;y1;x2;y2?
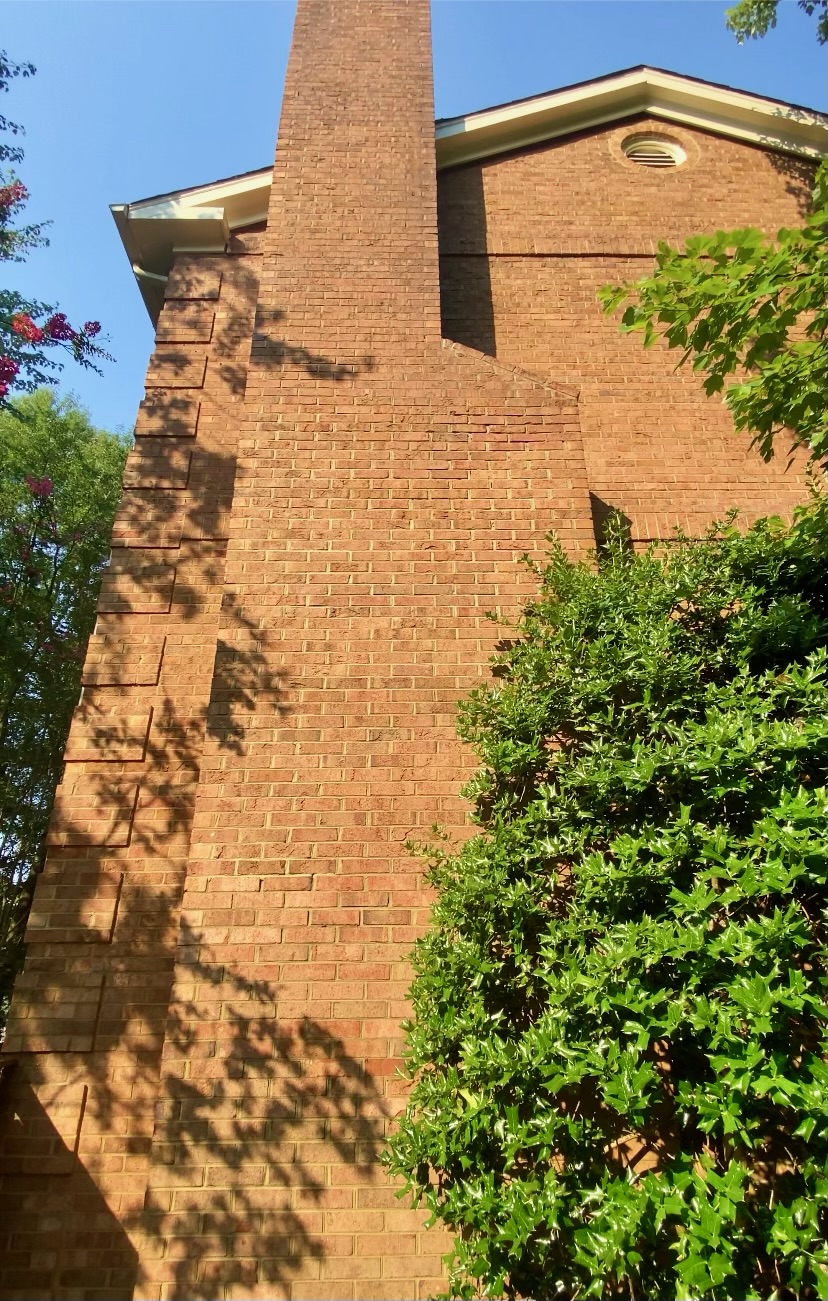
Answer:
0;1062;139;1301
114;439;240;570
251;308;375;381
1;899;390;1299
129;919;390;1300
210;266;264;397
52;605;289;855
765;148;819;217
0;608;293;1297
137;392;202;440
761;111;820;216
0;267;396;1295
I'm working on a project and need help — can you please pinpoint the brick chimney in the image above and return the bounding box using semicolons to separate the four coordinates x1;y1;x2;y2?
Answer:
0;3;591;1297
253;0;442;367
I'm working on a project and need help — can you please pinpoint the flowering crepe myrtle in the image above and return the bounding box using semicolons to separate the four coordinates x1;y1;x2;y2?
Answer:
0;389;128;1021
23;473;53;498
1;50;111;403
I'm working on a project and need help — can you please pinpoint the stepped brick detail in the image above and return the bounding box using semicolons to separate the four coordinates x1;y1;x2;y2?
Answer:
0;1;813;1297
1;241;260;1298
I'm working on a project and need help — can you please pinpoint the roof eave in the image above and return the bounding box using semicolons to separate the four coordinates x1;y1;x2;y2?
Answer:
435;66;827;166
110;170;272;324
113;68;827;326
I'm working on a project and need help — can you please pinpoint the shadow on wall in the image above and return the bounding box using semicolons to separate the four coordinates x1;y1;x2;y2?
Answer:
0;1063;140;1298
131;923;390;1300
0;615;292;1297
765;148;818;215
1;919;390;1300
589;492;633;554
763;109;822;217
0;584;387;1297
437;163;496;358
250;307;375;380
0;316;389;1299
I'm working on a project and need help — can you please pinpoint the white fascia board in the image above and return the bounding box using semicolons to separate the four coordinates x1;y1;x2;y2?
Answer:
128;200;227;222
435;67;827;165
111;171;271;322
437;69;649;142
113;69;826;323
126;169;271;226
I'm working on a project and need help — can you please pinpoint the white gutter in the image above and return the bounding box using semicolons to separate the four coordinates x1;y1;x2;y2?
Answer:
112;68;827;325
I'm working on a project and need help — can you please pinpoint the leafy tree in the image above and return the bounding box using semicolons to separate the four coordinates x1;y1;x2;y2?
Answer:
1;49;110;402
0;390;127;1023
385;504;826;1299
598;163;826;465
1;47;117;1028
726;0;827;45
599;0;826;469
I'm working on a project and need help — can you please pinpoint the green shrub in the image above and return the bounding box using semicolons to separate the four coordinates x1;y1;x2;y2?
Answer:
385;501;827;1300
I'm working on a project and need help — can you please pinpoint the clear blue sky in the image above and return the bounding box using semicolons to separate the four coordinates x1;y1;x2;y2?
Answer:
2;0;825;434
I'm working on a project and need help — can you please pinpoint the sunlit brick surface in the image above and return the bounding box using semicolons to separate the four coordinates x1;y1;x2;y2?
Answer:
0;2;812;1297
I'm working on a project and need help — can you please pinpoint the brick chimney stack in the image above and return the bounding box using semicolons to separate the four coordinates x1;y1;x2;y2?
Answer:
0;2;592;1296
255;0;442;363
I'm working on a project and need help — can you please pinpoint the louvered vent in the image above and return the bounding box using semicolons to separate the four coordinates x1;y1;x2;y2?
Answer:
622;137;686;168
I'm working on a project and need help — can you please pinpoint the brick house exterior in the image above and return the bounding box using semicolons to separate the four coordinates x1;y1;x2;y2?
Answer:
0;2;824;1298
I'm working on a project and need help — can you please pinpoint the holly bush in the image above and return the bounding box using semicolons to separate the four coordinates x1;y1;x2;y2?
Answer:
385;501;827;1300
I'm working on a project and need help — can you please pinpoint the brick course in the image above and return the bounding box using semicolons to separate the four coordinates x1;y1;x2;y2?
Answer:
0;2;814;1298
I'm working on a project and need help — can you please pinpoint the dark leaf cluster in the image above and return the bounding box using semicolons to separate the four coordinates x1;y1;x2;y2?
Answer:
725;0;827;46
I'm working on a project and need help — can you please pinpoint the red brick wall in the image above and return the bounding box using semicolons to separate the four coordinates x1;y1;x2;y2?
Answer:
438;117;814;541
0;4;815;1299
133;3;591;1297
0;249;261;1299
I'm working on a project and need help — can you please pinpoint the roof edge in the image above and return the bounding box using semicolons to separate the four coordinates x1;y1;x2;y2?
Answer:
113;66;827;324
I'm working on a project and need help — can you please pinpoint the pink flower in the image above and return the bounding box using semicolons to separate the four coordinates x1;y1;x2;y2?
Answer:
0;180;28;209
0;381;8;399
83;321;101;337
44;313;76;342
11;313;45;344
0;356;21;382
24;474;54;499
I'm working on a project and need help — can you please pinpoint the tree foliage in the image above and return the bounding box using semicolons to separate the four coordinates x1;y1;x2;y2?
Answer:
599;163;826;465
385;504;827;1299
1;49;110;402
0;390;127;1021
726;0;827;45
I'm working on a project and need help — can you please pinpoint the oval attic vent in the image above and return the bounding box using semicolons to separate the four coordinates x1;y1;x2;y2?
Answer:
622;137;686;168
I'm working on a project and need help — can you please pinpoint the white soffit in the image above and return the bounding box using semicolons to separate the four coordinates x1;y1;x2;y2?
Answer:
111;169;272;319
435;66;827;166
112;65;827;321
